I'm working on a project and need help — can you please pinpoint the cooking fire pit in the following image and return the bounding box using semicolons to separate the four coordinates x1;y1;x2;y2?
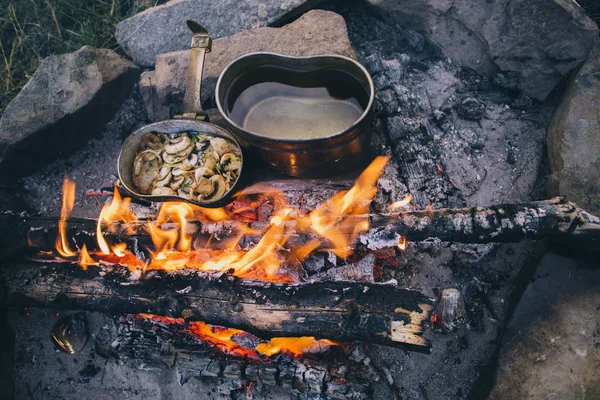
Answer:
1;1;599;400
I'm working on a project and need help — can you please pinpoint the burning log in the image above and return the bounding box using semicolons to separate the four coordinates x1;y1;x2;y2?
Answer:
113;315;377;399
1;261;434;351
5;197;599;259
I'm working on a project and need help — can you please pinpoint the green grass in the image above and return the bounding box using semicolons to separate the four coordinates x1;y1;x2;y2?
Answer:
0;0;164;112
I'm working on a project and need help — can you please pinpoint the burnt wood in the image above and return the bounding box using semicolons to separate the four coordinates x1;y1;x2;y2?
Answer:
0;261;434;351
116;315;375;399
7;198;600;258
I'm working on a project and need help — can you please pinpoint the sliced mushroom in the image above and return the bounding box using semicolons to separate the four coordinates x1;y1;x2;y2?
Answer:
202;157;218;172
219;153;242;172
151;187;177;196
193;177;213;197
170;175;185;190
188;153;198;166
202;175;228;202
194;167;213;182
163;151;188;164
210;138;235;157
158;167;171;180
165;135;192;154
155;171;172;187
178;189;194;200
141;133;165;150
133;152;161;194
169;134;187;144
195;140;209;151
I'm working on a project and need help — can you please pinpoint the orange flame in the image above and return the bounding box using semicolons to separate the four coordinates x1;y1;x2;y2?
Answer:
298;155;390;258
96;186;138;255
55;177;76;257
78;244;98;270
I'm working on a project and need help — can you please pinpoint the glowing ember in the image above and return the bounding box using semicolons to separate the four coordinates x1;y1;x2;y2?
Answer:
389;193;413;210
397;236;407;251
256;337;338;357
55;177;76;257
139;314;337;359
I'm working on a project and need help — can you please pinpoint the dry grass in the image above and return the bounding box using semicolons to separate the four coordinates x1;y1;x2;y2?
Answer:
0;0;165;112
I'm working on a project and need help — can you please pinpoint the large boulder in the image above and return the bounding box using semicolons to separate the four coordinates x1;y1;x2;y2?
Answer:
366;0;598;100
115;0;320;67
152;9;355;116
488;252;600;399
0;46;140;181
547;43;600;216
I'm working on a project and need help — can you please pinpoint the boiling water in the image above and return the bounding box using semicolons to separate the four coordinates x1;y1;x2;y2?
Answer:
225;67;370;140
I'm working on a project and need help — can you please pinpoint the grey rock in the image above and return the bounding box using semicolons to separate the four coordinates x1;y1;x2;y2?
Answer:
115;0;320;67
154;10;355;111
547;43;600;216
139;70;171;122
366;0;598;100
0;46;139;181
488;252;600;400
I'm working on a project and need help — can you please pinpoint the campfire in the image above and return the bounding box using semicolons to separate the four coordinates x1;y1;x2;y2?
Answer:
36;156;425;359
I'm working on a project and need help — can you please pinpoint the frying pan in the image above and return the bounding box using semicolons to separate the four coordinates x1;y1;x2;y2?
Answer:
117;20;244;208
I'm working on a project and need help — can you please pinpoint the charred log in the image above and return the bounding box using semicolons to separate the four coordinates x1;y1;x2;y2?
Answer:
4;198;599;260
113;315;376;399
1;261;434;351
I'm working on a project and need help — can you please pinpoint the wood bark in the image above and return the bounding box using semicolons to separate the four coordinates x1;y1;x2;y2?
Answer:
5;198;599;257
1;261;434;351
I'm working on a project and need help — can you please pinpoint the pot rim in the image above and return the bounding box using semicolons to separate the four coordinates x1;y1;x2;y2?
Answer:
215;52;375;145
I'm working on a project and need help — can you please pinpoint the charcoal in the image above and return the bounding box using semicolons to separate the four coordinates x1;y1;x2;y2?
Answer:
258;365;278;385
382;59;404;83
364;53;384;75
404;30;425;53
376;89;399;115
303;254;326;273
392;84;411;109
457;97;485;120
481;91;513;104
386;116;409;141
511;94;533;110
373;73;390;90
493;72;520;90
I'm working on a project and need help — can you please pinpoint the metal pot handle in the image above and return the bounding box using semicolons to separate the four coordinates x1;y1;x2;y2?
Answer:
177;20;212;121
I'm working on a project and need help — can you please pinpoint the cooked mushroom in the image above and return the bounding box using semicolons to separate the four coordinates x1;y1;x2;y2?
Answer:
155;171;172;187
165;135;193;154
133;131;241;202
203;175;227;202
220;153;242;172
151;187;177;196
193;177;213;197
170;175;185;190
210;137;235;157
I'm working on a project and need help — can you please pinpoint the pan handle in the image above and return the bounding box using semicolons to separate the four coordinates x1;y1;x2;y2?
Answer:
178;20;212;121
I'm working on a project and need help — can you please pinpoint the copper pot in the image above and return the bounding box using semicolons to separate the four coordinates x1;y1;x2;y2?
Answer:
215;53;375;177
